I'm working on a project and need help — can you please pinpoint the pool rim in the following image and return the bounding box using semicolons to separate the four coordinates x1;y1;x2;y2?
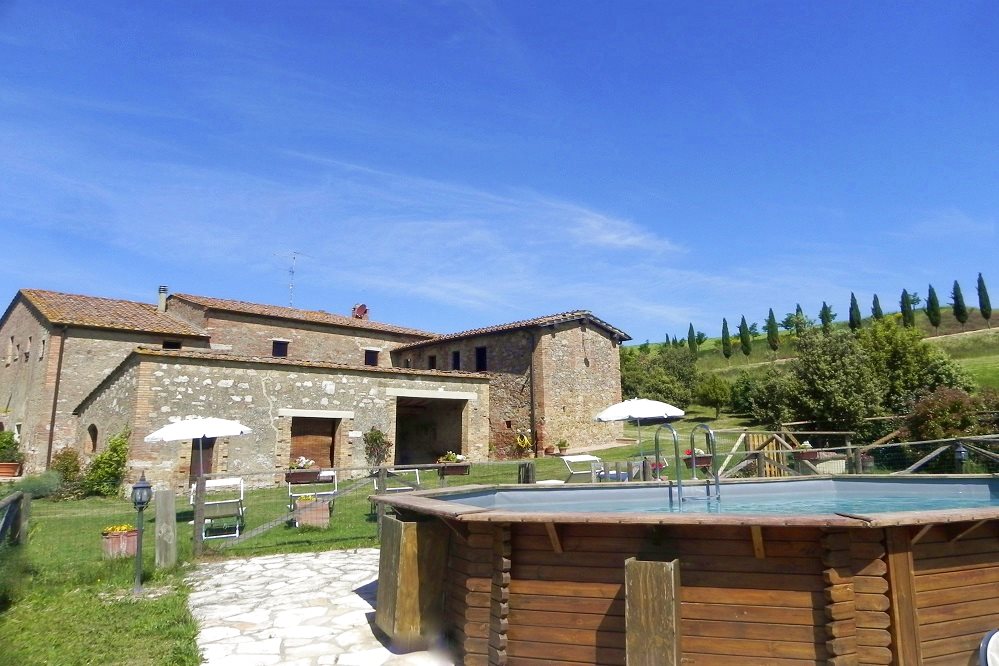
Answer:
372;474;999;529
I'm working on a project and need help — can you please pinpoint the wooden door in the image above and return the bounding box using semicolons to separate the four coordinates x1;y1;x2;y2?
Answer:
291;418;337;467
189;437;216;484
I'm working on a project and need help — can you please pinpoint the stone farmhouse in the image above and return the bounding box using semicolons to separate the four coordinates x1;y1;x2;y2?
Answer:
0;287;629;490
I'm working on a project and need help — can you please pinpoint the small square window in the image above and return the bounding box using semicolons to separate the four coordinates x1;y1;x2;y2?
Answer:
428;355;437;370
475;346;487;371
162;340;182;350
364;350;379;366
451;351;461;370
272;340;289;357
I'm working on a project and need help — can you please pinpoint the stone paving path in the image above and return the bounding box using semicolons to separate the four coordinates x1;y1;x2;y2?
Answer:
187;549;452;666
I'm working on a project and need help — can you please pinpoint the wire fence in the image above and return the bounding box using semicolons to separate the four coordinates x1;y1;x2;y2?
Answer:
5;434;998;579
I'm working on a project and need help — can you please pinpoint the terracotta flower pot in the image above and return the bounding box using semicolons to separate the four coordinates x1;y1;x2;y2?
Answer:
101;530;138;559
0;462;21;478
438;463;471;477
285;469;320;484
683;455;712;470
294;499;330;528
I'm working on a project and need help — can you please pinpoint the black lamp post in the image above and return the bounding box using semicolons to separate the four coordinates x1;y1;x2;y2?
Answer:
131;471;152;595
954;443;969;474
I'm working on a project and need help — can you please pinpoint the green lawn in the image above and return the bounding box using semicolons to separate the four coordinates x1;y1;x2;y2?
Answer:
0;496;200;666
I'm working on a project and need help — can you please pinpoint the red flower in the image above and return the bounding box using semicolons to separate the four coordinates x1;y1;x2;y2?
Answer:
684;449;693;456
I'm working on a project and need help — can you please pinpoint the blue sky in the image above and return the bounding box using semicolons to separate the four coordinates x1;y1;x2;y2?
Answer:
1;2;997;343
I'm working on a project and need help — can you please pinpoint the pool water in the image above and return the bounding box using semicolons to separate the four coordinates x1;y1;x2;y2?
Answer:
446;477;999;516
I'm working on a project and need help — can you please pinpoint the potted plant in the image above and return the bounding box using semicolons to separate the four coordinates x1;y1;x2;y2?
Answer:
292;494;330;528
0;431;23;477
437;451;470;476
557;439;569;455
285;456;320;484
515;432;533;458
683;448;712;471
792;441;818;461
101;523;137;559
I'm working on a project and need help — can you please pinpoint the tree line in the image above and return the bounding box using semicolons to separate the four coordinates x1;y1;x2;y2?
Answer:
662;272;992;362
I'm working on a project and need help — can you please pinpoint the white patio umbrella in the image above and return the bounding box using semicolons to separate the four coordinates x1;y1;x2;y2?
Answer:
595;398;684;456
144;417;252;479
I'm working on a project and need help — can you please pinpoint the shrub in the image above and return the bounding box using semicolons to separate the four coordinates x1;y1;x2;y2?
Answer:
730;372;756;414
81;429;129;497
363;427;391;466
906;387;982;441
50;448;82;483
695;374;731;418
0;431;23;464
11;471;63;498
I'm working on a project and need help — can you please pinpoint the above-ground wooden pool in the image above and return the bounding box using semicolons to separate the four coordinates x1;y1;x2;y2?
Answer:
373;476;999;666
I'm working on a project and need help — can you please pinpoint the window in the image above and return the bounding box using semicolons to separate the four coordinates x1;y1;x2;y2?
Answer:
39;338;45;360
451;350;461;370
14;344;19;362
87;424;99;453
24;337;31;360
272;340;289;357
162;340;182;350
475;346;487;371
427;355;437;370
364;349;379;366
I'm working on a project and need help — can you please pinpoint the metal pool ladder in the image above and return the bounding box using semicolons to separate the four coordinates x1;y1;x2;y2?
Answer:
676;424;722;504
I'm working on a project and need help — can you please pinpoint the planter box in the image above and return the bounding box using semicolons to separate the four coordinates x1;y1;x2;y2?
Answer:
438;464;470;477
101;530;138;559
285;469;321;484
294;499;330;528
0;462;21;478
793;450;819;461
683;455;713;470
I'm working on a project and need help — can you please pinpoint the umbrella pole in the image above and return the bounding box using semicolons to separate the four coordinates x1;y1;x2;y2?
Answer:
637;420;642;458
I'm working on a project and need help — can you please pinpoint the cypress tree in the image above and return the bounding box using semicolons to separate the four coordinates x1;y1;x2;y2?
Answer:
794;304;806;336
721;318;732;362
687;323;697;355
952;280;968;329
871;294;884;320
766;308;779;354
978;272;992;328
819;302;835;335
925;284;941;334
738;316;752;357
848;292;862;331
900;289;914;327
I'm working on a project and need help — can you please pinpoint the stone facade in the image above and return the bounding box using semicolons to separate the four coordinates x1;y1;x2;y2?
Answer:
392;319;624;457
75;350;490;490
2;288;627;485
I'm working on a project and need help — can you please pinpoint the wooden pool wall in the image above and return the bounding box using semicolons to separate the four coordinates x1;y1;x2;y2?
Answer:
406;516;999;665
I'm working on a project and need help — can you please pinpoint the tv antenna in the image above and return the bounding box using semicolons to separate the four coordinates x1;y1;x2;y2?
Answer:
277;251;311;307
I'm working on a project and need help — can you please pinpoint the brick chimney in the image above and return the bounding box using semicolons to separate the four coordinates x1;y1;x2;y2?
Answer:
158;285;168;313
351;303;369;320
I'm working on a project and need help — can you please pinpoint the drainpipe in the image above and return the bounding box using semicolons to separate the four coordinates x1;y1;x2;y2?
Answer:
528;330;537;456
45;325;67;469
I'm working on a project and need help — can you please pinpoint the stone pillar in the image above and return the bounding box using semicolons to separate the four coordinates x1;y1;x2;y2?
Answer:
154;490;177;569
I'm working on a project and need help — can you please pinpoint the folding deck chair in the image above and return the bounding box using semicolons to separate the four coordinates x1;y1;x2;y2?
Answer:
559;454;629;483
190;477;246;540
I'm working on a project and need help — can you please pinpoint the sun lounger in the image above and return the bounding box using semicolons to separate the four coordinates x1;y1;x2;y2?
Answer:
190;477;245;540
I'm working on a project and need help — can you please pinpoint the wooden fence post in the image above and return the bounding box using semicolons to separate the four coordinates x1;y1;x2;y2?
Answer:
625;558;681;665
154;490;177;569
192;476;206;557
755;450;766;478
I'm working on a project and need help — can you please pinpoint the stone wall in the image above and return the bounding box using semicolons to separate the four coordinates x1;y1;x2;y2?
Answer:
392;323;623;456
188;309;425;368
77;351;490;490
393;330;535;457
72;360;138;463
0;300;55;471
537;322;623;449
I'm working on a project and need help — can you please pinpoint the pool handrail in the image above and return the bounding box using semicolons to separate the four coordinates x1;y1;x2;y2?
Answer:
690;423;721;501
653;423;681;504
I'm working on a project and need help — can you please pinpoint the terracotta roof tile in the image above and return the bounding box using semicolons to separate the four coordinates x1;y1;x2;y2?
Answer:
19;289;208;337
171;293;435;338
395;310;631;351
